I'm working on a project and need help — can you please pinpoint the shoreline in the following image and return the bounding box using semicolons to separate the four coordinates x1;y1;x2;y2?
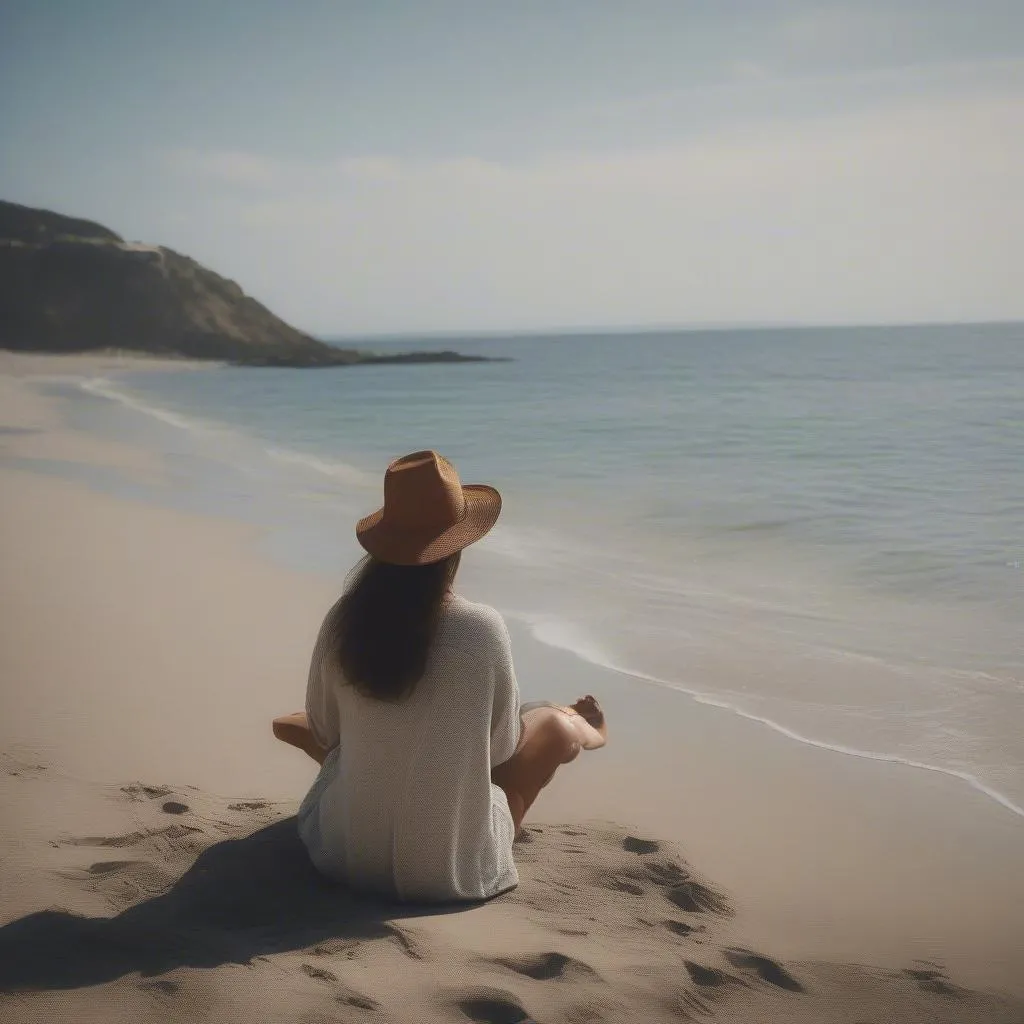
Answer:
2;354;1023;1013
7;351;1022;823
506;610;1024;994
0;349;224;377
528;646;1024;822
12;348;1022;829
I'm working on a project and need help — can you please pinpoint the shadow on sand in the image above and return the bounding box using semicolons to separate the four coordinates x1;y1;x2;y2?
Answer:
0;816;479;992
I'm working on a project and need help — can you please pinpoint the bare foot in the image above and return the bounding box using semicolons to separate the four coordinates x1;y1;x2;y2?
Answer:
565;694;608;749
570;694;605;727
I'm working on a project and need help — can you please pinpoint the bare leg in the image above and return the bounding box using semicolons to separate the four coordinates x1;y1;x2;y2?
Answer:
491;695;608;836
273;693;609;836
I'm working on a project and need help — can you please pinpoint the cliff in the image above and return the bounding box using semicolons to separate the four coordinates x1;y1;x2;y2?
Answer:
0;201;500;367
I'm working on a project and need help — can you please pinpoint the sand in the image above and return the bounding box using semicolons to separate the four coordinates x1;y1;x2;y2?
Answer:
2;353;1023;1023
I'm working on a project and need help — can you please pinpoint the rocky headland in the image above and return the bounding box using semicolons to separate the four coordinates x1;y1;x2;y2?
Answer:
0;200;503;368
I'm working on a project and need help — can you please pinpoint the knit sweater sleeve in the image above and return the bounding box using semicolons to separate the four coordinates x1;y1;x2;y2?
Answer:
305;601;342;753
487;609;522;768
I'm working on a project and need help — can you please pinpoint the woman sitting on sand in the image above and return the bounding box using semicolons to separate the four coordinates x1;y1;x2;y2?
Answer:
272;450;607;903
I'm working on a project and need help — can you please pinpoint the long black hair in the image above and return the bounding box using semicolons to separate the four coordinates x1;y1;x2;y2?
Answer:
324;550;461;702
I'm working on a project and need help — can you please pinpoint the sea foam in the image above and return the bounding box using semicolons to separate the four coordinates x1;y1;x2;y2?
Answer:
507;607;1024;821
81;377;215;435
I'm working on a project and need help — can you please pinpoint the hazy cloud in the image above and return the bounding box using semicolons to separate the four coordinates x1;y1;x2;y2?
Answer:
162;80;1022;334
166;149;284;189
7;1;1023;332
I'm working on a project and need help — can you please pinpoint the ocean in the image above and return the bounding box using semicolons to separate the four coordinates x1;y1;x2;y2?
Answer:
23;322;1024;817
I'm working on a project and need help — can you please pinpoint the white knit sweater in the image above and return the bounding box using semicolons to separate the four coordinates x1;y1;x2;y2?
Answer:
297;593;522;903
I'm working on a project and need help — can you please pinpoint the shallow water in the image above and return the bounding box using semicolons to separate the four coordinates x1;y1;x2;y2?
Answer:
15;322;1024;815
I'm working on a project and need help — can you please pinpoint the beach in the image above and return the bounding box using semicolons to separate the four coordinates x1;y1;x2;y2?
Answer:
2;352;1023;1023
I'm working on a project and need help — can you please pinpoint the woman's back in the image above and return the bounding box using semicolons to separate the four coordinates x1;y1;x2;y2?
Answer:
278;450;606;903
297;593;522;903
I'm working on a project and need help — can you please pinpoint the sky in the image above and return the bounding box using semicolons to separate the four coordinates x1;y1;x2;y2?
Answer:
1;1;1023;336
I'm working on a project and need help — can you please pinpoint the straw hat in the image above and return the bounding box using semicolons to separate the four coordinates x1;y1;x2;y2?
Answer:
356;450;502;565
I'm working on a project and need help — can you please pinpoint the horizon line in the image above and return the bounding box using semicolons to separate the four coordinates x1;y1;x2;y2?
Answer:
322;317;1024;343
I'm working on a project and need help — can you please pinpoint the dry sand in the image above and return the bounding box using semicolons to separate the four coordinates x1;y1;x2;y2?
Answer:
2;355;1023;1023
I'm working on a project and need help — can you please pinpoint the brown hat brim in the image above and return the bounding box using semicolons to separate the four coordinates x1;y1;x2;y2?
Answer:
355;484;502;566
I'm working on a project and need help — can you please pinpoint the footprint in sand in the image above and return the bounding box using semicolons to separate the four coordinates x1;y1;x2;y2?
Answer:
622;836;660;854
70;829;150;848
492;951;599;982
905;964;943;979
311;938;361;959
120;784;173;800
227;800;270;811
643;861;688;886
62;857;174;908
337;990;379;1011
384;923;425;960
452;988;536;1024
138;979;179;996
663;919;697;937
299;963;379;1010
678;993;711;1017
301;963;338;983
684;961;739;988
87;860;139;875
725;948;804;992
604;876;645;896
902;965;959;996
664;879;733;916
60;823;202;848
620;857;733;917
0;758;48;780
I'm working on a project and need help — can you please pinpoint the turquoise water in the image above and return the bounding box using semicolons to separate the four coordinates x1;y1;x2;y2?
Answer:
25;322;1024;816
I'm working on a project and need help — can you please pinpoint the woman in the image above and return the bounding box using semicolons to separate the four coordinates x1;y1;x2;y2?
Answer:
272;450;608;904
